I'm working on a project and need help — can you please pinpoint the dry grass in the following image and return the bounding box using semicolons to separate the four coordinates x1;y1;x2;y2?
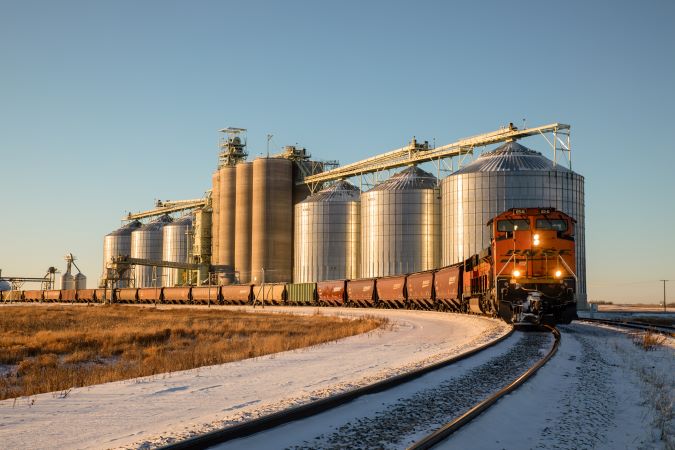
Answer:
632;331;667;351
0;305;383;400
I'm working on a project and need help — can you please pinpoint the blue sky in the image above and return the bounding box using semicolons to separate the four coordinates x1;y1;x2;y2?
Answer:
1;0;674;304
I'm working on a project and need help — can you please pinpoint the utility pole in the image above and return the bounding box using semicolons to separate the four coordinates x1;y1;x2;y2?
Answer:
660;280;669;312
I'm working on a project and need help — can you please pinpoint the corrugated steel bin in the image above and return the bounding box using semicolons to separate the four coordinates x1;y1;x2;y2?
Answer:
361;166;440;278
221;285;253;305
407;271;435;309
347;279;377;307
441;141;587;309
252;284;286;305
317;280;347;306
375;276;407;308
286;283;316;305
434;265;463;310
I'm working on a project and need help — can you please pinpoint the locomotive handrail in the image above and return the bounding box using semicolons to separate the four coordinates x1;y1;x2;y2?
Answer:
495;253;515;278
558;254;577;280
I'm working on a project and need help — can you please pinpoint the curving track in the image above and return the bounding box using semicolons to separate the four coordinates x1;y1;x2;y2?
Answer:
163;327;559;450
0;308;508;450
408;326;560;449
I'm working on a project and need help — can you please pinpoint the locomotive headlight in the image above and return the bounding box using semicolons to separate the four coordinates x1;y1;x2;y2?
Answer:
555;270;562;278
533;234;540;246
512;270;521;278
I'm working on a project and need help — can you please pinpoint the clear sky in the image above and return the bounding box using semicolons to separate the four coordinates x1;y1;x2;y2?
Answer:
1;0;674;304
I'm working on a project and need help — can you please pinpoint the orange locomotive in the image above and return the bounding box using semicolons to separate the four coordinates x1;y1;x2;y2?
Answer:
465;207;577;325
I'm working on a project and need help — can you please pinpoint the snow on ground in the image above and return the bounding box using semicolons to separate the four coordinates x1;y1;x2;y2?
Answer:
213;331;549;450
0;306;509;450
442;322;675;450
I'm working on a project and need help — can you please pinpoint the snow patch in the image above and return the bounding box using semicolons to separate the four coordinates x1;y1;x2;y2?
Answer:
0;307;508;450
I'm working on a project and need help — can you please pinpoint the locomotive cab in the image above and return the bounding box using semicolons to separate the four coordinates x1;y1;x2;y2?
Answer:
489;208;577;325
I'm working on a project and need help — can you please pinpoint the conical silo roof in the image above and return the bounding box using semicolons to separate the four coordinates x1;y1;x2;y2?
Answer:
166;215;192;227
369;166;437;192
453;141;572;174
106;220;142;237
303;180;360;202
138;214;173;231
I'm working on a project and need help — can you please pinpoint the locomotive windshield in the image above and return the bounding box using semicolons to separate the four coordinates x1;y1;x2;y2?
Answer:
536;219;568;231
497;219;530;231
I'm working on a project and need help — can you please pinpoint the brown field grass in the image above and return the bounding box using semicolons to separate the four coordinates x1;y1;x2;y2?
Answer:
632;331;668;351
0;305;383;400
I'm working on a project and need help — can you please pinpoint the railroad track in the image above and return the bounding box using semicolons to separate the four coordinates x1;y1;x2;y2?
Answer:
407;326;560;450
580;318;675;336
162;326;561;450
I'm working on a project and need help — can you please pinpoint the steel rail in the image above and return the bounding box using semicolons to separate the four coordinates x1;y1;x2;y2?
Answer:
161;326;516;450
408;326;561;450
580;318;674;336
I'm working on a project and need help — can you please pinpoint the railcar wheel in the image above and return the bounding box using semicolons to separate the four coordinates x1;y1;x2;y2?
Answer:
498;301;513;323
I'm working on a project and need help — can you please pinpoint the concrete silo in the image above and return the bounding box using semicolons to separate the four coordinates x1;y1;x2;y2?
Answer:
218;165;237;276
251;157;293;283
234;162;253;283
211;170;220;265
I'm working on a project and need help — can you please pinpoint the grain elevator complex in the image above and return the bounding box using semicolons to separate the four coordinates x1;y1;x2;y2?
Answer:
99;123;588;310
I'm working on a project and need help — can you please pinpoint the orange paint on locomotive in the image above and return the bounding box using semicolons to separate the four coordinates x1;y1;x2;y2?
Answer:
490;208;576;283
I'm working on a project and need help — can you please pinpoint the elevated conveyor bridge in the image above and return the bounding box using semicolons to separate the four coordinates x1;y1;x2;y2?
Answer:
302;122;571;192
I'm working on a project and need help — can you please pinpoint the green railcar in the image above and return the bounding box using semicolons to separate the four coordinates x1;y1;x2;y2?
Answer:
286;283;317;305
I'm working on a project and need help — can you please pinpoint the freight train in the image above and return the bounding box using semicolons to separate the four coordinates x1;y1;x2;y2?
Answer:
2;208;577;325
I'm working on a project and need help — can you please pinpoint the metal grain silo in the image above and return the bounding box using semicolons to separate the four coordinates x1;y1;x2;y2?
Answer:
211;170;220;265
234;162;253;283
162;215;193;286
441;141;586;307
294;180;361;283
218;165;237;276
74;273;86;290
61;273;75;290
101;220;142;288
251;157;293;283
361;166;440;278
131;215;172;287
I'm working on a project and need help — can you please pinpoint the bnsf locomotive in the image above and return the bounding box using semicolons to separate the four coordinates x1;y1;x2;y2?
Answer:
465;207;577;325
2;208;577;325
